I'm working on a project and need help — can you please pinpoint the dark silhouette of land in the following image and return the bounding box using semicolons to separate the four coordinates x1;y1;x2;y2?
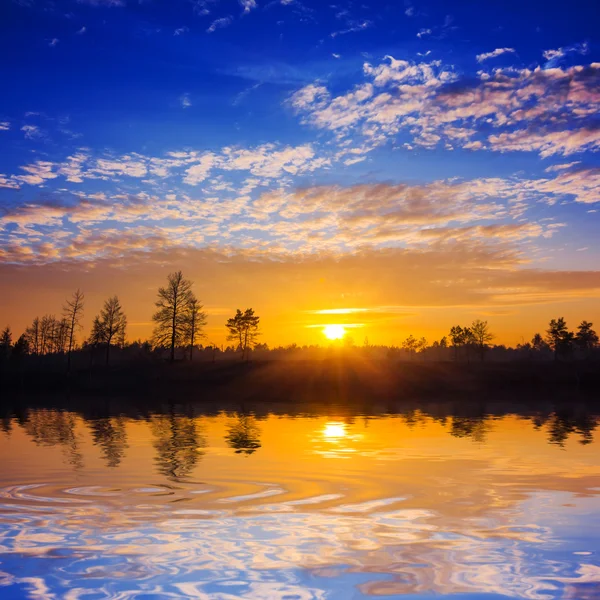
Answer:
2;356;600;400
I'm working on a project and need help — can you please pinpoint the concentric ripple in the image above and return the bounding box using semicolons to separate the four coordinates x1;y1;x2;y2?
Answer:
0;410;598;599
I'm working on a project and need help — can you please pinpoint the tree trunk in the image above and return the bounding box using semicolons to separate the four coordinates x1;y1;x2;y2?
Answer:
171;298;177;363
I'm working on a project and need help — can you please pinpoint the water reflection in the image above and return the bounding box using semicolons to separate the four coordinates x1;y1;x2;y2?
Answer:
0;397;598;599
89;416;129;467
150;411;206;480
225;414;262;455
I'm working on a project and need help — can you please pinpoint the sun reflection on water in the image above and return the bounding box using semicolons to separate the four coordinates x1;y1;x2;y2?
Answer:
322;422;347;440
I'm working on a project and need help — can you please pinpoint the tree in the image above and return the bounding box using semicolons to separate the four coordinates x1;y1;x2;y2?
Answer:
63;289;85;371
546;317;574;360
0;326;12;361
25;317;41;355
576;321;598;356
449;326;465;360
471;320;494;361
93;296;127;365
12;334;30;362
152;271;194;362
226;308;261;361
401;334;418;359
184;295;207;361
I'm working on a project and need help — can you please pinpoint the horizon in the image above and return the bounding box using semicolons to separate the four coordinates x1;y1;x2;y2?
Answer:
2;0;600;348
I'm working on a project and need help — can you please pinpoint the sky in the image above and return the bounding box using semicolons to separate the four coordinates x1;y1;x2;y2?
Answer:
1;0;599;346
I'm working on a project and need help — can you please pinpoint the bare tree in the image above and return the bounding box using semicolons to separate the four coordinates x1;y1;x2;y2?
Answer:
25;317;41;355
226;309;261;361
152;271;194;362
63;289;85;371
93;296;127;365
184;295;207;361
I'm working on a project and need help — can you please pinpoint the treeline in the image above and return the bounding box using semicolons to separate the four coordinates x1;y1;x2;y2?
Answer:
0;271;262;371
1;271;599;371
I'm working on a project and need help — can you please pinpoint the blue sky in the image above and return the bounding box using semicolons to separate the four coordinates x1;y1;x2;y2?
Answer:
1;0;600;343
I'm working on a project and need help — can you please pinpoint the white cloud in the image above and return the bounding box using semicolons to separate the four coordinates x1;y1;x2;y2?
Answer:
21;125;42;139
49;38;59;47
543;41;589;62
417;28;431;39
76;26;87;35
544;162;581;173
180;93;192;109
174;26;189;36
0;122;10;131
207;16;233;33
183;153;219;185
331;20;372;38
289;56;600;158
476;48;516;63
240;0;257;13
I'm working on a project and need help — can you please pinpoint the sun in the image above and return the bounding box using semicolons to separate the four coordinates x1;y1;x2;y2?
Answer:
323;324;346;340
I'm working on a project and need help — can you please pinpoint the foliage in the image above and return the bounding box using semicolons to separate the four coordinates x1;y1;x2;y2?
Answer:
226;308;261;360
184;295;207;361
152;271;194;362
91;296;128;365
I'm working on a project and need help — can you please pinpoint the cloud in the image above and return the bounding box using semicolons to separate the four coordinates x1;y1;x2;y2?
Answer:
0;122;10;131
543;41;589;63
207;16;233;33
180;93;192;108
417;28;431;39
21;124;45;142
76;26;87;35
174;26;189;36
331;20;372;38
488;127;600;158
48;38;59;47
239;0;257;14
476;48;516;63
289;57;600;158
0;175;20;189
544;161;581;173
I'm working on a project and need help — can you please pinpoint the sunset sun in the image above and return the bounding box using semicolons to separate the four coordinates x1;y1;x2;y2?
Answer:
323;324;346;340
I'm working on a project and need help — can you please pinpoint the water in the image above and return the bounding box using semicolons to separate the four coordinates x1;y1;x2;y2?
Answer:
0;398;599;599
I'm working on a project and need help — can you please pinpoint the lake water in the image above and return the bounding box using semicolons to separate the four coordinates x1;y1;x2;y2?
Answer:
0;398;599;599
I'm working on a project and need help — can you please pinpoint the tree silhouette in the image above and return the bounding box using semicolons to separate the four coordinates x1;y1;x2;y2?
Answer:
226;308;261;361
575;321;598;357
25;317;41;355
402;334;418;359
63;289;85;372
92;296;127;365
184;295;207;361
546;317;574;360
152;271;194;362
471;320;494;361
0;326;12;362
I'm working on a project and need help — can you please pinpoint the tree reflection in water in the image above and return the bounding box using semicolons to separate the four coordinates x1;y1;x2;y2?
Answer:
226;414;262;455
19;408;84;469
150;412;206;480
88;417;129;468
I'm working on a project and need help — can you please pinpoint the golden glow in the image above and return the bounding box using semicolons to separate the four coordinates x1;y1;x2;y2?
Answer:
322;422;347;439
323;324;346;340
